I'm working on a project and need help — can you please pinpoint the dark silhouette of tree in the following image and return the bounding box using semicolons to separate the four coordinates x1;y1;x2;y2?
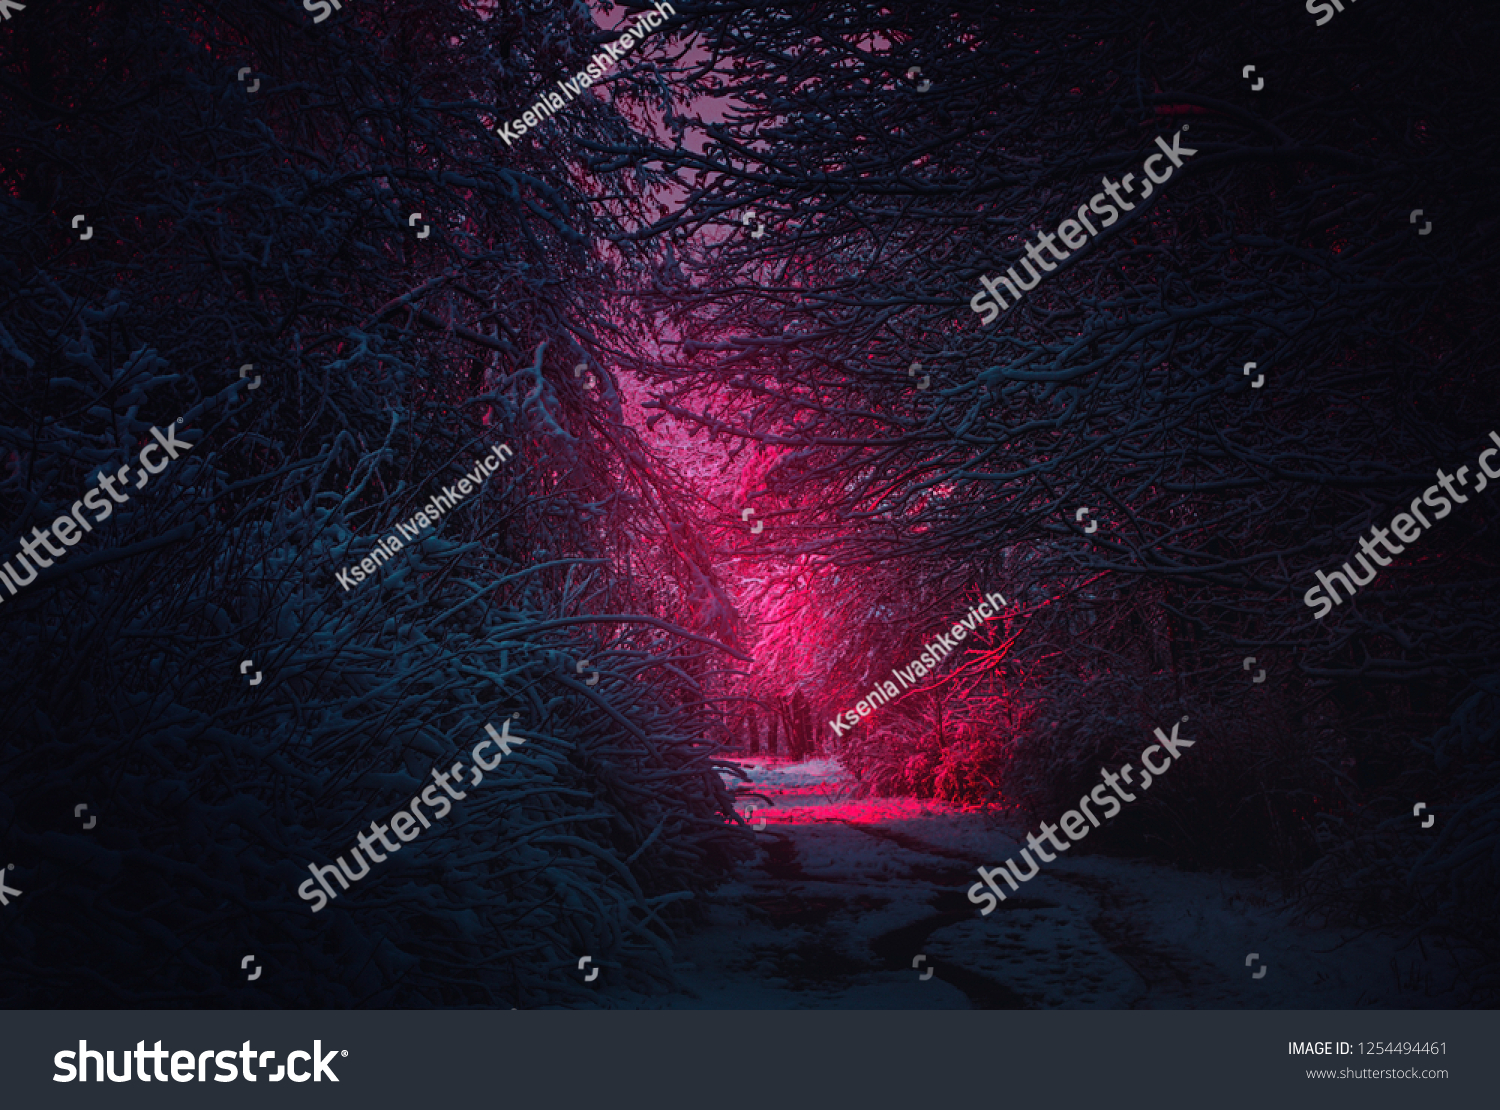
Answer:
608;0;1500;985
0;0;751;1006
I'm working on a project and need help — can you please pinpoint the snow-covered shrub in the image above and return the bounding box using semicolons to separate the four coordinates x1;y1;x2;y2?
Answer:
1002;671;1340;875
0;0;749;1006
1300;678;1500;1002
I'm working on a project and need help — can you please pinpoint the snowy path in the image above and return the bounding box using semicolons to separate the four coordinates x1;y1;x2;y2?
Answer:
654;759;1461;1009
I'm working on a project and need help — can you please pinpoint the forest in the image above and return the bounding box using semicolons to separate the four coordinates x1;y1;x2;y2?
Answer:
1;0;1497;1007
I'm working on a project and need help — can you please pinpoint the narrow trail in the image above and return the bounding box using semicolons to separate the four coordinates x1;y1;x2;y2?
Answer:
654;759;1463;1009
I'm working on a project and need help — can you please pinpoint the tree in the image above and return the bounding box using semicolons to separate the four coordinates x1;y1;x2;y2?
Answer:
606;0;1500;978
0;0;751;1006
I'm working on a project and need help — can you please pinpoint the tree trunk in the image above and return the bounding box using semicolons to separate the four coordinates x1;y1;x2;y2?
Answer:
794;692;814;760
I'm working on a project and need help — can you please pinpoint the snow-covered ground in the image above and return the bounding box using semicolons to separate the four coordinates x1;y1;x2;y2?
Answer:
647;757;1463;1009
